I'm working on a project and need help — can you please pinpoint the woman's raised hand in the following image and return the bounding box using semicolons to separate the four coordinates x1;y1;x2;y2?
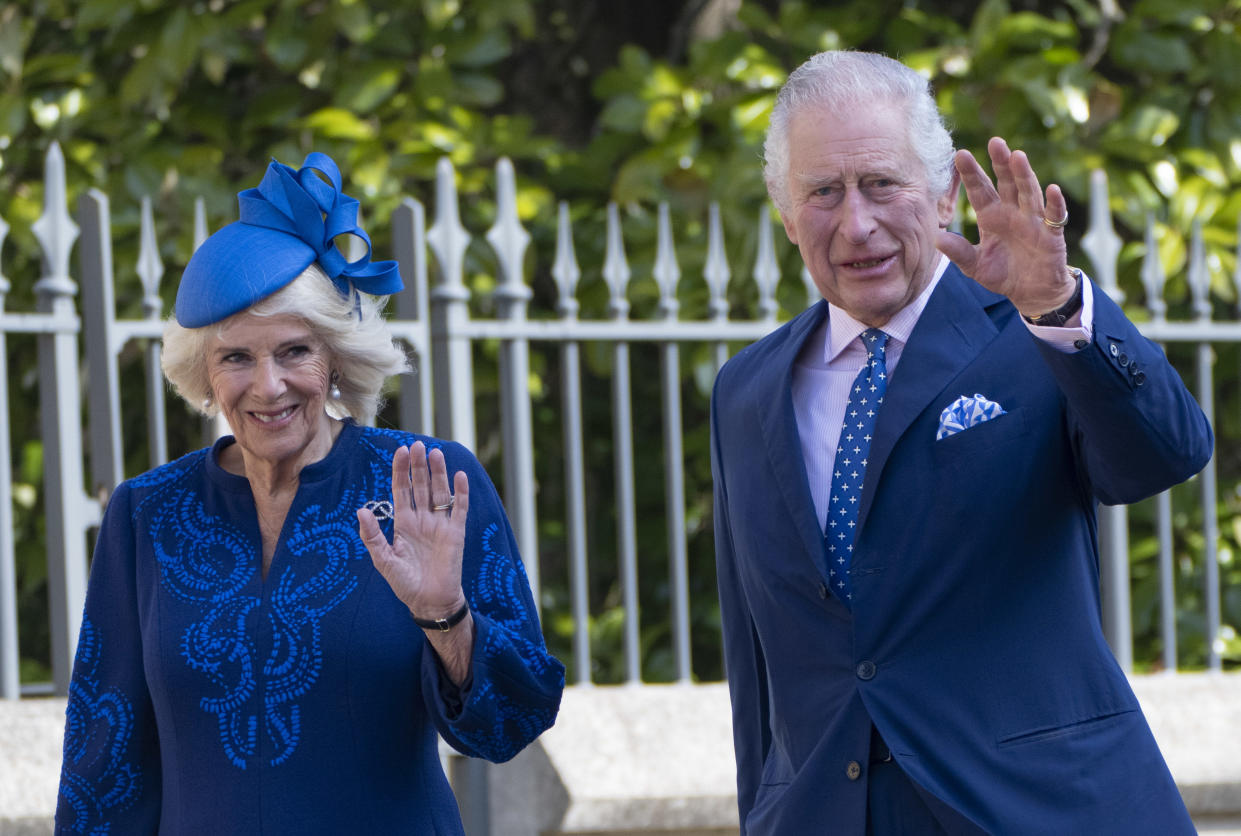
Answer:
357;441;470;623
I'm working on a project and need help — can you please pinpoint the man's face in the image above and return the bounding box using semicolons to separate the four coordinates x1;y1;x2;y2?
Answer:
779;100;957;327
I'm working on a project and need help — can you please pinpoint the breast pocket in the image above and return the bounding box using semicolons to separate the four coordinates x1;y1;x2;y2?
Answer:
931;406;1030;473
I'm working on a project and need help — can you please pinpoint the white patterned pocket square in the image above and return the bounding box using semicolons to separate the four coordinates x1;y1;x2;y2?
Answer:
937;393;1006;440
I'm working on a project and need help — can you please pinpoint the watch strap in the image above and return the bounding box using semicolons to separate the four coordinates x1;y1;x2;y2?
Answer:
411;600;470;632
1022;268;1084;327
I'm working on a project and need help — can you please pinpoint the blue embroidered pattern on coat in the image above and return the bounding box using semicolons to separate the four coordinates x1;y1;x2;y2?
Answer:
136;451;383;768
450;522;562;761
57;423;564;831
58;617;141;834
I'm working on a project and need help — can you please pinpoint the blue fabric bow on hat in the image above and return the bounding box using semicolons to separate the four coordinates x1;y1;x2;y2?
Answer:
175;152;403;327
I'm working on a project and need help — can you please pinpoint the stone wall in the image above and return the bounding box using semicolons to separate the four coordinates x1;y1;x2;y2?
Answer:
4;675;1239;834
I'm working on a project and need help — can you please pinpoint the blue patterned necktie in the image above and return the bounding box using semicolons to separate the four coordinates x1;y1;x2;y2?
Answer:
825;328;890;607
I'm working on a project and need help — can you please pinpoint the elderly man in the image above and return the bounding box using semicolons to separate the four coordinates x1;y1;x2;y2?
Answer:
711;50;1211;834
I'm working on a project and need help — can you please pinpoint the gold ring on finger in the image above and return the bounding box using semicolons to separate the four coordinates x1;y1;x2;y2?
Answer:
430;497;455;512
1042;212;1069;228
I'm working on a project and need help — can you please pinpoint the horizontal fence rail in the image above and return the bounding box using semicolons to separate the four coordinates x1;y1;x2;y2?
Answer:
0;143;1237;700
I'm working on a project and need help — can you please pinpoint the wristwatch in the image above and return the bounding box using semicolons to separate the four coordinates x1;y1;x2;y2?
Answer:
1022;268;1084;327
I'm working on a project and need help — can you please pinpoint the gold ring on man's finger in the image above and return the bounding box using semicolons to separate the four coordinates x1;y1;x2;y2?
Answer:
1042;212;1069;228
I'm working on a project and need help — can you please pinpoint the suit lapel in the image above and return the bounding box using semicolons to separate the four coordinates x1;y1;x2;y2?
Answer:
857;267;1005;528
755;301;835;568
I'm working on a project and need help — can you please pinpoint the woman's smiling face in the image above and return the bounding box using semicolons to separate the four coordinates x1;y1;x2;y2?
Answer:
206;312;336;473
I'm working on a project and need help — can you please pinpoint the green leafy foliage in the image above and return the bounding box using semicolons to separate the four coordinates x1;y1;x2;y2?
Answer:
2;0;1238;685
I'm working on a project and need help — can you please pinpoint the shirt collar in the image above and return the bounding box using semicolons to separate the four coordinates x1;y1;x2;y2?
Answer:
823;254;949;364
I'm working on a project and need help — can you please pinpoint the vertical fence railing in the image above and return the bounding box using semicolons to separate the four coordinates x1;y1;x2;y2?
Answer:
603;203;642;684
0;211;17;699
0;144;1236;703
32;143;99;694
427;159;476;452
1188;222;1222;671
1141;213;1180;674
1080;169;1135;671
553;202;592;685
79;190;125;500
655;203;692;683
488;159;541;607
389;198;434;437
136;198;169;468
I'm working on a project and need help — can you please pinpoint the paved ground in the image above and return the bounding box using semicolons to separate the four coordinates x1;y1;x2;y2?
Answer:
4;674;1240;834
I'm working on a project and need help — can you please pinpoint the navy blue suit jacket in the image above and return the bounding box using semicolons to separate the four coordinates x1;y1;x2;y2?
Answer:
711;265;1212;834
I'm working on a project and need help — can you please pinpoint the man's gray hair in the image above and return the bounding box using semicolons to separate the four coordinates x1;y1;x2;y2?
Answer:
763;51;956;215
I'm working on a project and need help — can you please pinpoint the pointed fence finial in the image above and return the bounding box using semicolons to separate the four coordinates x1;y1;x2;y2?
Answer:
654;203;680;319
1140;213;1167;323
603;202;631;319
193;196;208;252
486;158;532;305
1081;169;1124;303
753;208;780;322
427;158;471;296
552;201;581;318
136;197;164;318
32;142;80;298
1187;220;1210;323
704;202;730;322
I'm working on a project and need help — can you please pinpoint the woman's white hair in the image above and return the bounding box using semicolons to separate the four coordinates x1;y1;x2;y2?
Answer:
162;264;411;425
763;50;956;215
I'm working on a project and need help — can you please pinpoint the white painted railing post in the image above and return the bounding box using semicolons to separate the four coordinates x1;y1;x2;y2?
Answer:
753;208;781;324
604;203;641;685
1082;169;1124;303
705;201;731;375
552;201;591;685
0;209;18;698
487;158;539;606
187;200;230;443
656;203;691;683
137;197;168;467
391;198;435;436
427;159;476;453
1080;167;1132;671
1141;213;1178;673
78;189;125;501
32;142;95;694
1187;222;1221;671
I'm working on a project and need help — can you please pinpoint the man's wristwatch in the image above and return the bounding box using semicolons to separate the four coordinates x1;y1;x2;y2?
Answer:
1022;267;1084;327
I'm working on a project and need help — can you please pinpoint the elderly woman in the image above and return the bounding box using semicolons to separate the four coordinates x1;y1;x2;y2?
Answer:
55;153;564;834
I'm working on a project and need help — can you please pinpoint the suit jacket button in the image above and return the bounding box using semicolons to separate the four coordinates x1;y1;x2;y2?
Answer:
818;582;829;600
1110;342;1119;357
856;660;877;680
846;761;862;781
1073;338;1089;350
1133;370;1146;386
1118;352;1129;367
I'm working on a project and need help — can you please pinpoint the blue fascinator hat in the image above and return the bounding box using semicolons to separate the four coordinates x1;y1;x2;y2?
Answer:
174;152;403;327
